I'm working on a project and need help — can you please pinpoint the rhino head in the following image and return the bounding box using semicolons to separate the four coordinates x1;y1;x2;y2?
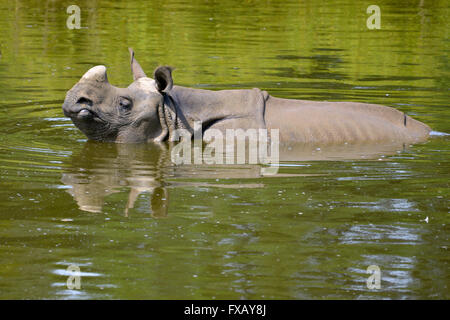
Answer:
62;49;173;143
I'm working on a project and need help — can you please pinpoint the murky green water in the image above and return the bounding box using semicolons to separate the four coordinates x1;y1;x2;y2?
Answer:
0;0;448;299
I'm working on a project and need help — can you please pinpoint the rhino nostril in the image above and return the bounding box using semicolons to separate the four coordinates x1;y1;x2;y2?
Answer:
76;97;93;106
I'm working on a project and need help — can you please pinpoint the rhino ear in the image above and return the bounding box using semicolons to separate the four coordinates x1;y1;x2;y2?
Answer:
129;47;147;80
153;66;173;93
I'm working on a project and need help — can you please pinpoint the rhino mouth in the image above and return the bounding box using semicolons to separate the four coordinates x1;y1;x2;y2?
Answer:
67;109;114;141
64;106;104;124
76;108;94;119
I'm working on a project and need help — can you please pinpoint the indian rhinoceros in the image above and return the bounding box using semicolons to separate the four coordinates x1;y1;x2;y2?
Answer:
62;48;431;144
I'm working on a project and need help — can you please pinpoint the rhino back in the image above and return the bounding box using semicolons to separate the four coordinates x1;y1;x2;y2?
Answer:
265;96;431;144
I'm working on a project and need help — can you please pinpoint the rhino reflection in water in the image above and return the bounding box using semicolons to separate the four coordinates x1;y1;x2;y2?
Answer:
61;142;268;216
62;48;431;145
61;142;169;216
62;140;422;215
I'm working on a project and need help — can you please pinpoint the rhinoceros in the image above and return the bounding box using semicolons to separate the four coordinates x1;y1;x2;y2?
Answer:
62;48;431;144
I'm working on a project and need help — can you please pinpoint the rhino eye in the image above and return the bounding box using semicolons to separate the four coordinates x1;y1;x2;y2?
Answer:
118;97;132;111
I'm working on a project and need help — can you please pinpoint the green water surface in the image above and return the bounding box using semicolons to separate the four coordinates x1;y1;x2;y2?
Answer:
0;0;448;299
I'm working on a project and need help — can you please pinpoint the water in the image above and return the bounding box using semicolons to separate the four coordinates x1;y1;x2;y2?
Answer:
0;0;448;299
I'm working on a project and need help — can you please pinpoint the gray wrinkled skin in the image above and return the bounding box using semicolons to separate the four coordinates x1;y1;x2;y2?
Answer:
63;56;167;143
63;48;431;144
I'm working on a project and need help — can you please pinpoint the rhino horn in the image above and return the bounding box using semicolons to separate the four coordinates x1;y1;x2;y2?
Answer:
80;65;108;83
